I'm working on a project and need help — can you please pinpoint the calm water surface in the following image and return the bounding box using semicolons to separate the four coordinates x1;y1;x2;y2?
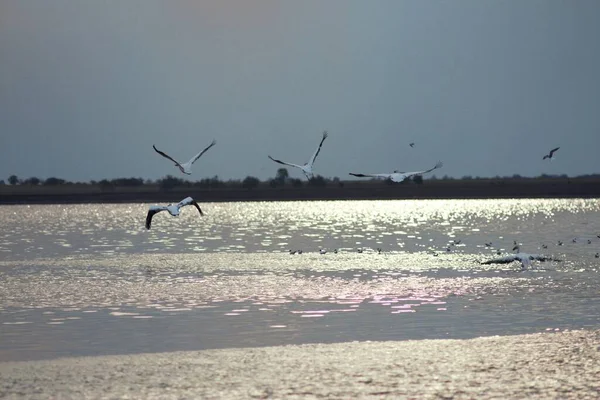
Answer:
1;199;599;361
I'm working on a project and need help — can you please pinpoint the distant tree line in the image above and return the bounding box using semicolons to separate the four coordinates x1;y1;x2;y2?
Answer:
3;170;599;191
2;169;344;191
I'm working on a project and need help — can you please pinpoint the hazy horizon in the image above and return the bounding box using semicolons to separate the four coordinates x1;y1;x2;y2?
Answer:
1;1;599;182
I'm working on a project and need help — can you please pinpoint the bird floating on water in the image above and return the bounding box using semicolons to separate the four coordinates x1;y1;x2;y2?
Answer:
153;140;216;175
349;161;443;183
268;131;328;180
542;147;560;161
481;246;560;270
145;196;204;229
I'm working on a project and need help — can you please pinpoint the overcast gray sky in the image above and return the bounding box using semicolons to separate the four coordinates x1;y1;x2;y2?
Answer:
1;1;599;182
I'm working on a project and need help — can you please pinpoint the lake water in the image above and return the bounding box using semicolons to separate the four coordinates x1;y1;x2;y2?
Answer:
1;199;599;361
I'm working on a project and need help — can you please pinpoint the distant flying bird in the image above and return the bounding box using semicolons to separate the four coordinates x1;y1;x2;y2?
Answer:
268;131;328;180
409;142;415;148
153;140;216;175
481;245;560;270
145;196;204;230
542;147;560;161
349;161;443;183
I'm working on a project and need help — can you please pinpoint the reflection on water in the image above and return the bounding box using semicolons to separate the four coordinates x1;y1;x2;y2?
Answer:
0;199;599;361
1;199;600;258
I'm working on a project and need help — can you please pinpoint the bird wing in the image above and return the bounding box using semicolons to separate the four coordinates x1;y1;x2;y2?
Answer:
480;255;517;265
268;156;303;169
307;131;328;166
191;200;204;216
177;196;194;208
349;172;393;180
145;206;166;230
401;161;443;178
153;145;183;168
177;196;204;216
549;147;560;156
188;139;217;165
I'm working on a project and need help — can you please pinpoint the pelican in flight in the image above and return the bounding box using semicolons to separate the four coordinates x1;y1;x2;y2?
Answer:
153;140;216;175
542;147;560;161
268;131;328;180
145;196;204;230
349;161;443;183
480;245;559;270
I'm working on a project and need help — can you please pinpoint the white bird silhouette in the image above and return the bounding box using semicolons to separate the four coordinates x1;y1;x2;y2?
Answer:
349;161;443;183
153;140;216;175
480;245;559;270
145;196;204;229
268;131;328;180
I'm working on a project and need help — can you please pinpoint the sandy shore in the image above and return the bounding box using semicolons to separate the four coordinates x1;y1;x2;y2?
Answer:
1;330;599;399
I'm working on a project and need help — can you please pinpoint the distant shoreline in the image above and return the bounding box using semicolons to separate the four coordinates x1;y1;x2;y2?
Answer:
1;177;600;204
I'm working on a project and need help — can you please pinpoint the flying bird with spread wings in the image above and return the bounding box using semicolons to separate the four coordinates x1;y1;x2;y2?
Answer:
480;245;560;270
153;140;216;175
349;161;443;183
145;196;204;230
542;147;560;161
268;131;328;180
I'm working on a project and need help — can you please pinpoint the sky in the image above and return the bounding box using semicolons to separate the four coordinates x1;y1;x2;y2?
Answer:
1;1;599;182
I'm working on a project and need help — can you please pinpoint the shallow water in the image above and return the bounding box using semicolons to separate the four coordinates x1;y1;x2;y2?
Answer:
1;199;599;361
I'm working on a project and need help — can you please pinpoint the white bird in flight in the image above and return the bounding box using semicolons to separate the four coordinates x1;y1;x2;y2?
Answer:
145;196;204;230
480;245;559;270
349;161;443;183
153;140;216;175
542;147;560;161
268;131;328;180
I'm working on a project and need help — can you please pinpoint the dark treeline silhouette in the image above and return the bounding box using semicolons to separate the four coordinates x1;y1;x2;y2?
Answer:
3;170;600;189
3;168;600;205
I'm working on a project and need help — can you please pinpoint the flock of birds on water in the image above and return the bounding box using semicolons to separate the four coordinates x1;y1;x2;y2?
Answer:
146;132;574;271
285;236;600;271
